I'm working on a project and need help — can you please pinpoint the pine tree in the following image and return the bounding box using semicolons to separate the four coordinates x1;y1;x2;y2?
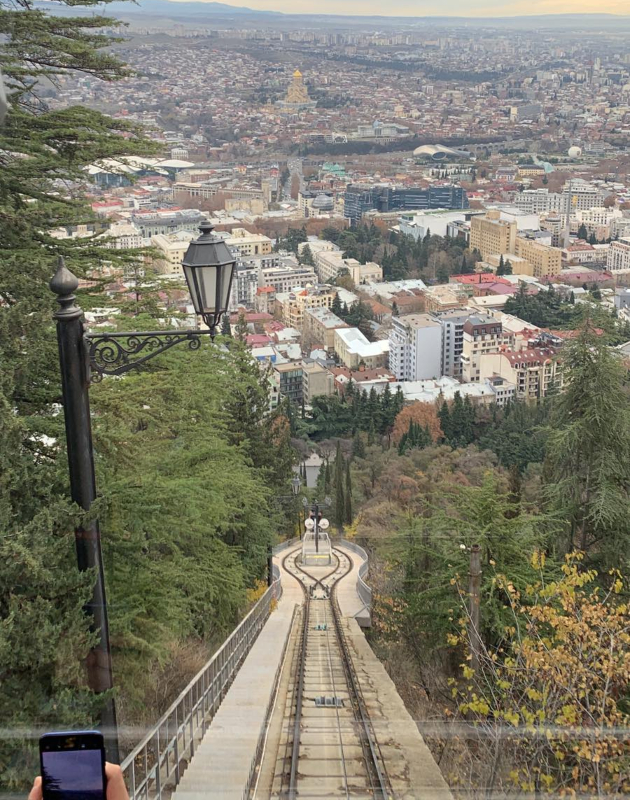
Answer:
438;400;451;444
577;223;588;241
221;314;232;337
344;461;353;525
352;431;366;459
331;292;343;317
394;385;405;419
334;448;345;531
300;243;315;266
235;312;249;342
544;324;630;570
380;382;393;433
367;418;376;446
392;300;399;316
497;254;506;275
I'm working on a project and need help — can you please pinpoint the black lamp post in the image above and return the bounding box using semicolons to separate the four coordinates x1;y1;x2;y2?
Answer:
49;223;236;762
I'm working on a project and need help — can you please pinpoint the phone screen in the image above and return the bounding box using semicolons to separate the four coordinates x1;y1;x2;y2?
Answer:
41;747;105;800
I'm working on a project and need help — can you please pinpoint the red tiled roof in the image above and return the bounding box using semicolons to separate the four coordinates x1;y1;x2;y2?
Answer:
246;334;272;345
457;273;512;285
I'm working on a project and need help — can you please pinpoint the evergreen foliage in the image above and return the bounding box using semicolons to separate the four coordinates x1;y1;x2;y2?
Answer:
344;461;353;525
544;325;630;571
504;286;630;344
0;1;293;784
331;292;343;317
305;381;402;441
220;314;232;337
0;0;159;784
299;244;315;266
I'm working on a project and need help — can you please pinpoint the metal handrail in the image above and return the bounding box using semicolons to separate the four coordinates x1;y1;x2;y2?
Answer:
339;539;372;610
121;576;282;800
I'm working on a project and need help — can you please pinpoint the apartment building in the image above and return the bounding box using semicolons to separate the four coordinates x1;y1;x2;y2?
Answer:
132;210;206;238
486;253;534;276
100;222;145;250
314;249;382;285
514;236;562;278
172;182;267;208
423;283;469;313
302;307;348;353
477;348;561;402
470;211;517;260
484;374;516;406
607;237;630;274
223;228;272;257
513;184;606;216
432;309;468;378
231;265;259;311
276;286;336;329
514;189;565;215
461;314;504;383
302;360;334;403
259;263;318;293
274;362;303;404
334;328;389;370
540;214;565;247
389;314;442;381
152;230;195;276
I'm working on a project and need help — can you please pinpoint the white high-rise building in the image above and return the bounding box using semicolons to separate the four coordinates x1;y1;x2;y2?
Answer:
389;314;442;381
432;310;469;378
607;237;630;274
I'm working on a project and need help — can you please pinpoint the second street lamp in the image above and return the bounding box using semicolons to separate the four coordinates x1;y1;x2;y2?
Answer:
50;222;236;761
182;222;237;336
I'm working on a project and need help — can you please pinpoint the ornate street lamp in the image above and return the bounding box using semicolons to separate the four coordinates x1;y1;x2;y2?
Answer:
291;475;302;495
182;222;236;336
49;223;236;761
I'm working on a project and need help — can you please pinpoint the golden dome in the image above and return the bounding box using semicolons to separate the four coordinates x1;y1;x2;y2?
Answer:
293;69;302;78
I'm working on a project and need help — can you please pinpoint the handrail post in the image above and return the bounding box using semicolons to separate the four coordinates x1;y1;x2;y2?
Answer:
154;731;161;800
174;705;180;785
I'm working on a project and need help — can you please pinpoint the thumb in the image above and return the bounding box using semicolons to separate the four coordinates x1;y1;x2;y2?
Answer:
28;777;42;800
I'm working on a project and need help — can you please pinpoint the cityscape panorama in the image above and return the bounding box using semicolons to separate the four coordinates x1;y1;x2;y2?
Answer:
1;2;629;800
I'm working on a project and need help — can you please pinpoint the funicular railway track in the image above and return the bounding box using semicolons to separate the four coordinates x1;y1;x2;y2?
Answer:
273;547;392;800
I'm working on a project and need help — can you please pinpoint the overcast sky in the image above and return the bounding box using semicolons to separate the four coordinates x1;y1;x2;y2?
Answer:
172;0;630;14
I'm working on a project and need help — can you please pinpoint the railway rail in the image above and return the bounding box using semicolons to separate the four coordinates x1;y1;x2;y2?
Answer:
269;547;392;800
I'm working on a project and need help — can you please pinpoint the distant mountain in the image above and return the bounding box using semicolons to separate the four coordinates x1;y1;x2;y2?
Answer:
35;0;283;17
33;1;630;28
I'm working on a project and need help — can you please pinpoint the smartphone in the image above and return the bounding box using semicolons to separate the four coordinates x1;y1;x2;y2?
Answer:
39;731;106;800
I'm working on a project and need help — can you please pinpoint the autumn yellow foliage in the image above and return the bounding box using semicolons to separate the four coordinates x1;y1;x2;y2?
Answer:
452;554;630;797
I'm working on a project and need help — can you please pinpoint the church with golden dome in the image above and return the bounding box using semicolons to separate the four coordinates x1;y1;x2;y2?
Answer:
277;68;316;112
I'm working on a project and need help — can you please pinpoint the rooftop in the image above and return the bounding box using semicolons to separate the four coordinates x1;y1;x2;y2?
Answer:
395;313;441;330
305;307;347;328
335;327;390;358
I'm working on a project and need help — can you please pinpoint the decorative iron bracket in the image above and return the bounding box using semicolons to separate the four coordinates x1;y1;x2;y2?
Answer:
85;329;214;383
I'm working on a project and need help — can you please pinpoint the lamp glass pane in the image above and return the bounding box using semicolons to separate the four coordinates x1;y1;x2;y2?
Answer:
220;262;236;313
182;264;200;313
197;265;218;314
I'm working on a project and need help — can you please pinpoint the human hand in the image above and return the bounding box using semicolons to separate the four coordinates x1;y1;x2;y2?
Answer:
28;763;130;800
